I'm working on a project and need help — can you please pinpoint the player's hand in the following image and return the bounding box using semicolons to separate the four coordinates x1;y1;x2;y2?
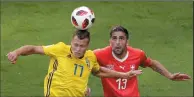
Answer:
7;51;18;64
169;72;191;81
84;87;91;97
125;70;143;79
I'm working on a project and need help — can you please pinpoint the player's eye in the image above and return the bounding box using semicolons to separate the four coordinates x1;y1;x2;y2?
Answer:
80;45;84;48
112;36;117;40
74;43;78;47
119;37;124;40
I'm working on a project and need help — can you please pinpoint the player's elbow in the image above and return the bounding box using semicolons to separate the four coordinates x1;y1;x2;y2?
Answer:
149;59;161;69
92;71;101;77
32;46;44;54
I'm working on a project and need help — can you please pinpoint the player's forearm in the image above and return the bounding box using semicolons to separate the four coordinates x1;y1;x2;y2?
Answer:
95;67;127;78
150;59;172;79
14;45;38;56
97;71;126;78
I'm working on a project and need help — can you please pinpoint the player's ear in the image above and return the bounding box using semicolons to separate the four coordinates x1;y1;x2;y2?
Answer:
71;39;74;46
109;39;111;46
127;40;130;45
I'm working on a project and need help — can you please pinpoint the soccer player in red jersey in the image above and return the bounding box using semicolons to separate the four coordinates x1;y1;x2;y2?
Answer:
93;26;191;97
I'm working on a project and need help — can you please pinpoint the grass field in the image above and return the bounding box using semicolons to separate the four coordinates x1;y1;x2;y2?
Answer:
1;1;193;97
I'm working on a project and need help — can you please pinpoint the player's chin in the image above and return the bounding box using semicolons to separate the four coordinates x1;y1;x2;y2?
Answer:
76;53;84;58
114;50;122;55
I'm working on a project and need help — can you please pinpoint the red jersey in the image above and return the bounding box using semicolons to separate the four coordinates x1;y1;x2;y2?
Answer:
94;46;152;97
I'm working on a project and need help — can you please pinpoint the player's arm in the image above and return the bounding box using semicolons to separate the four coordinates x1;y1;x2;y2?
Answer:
140;50;191;81
7;42;65;64
139;50;191;81
149;59;191;81
92;67;142;79
149;59;172;79
7;45;44;64
11;45;44;55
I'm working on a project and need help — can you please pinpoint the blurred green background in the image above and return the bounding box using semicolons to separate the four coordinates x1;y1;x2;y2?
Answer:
1;1;193;96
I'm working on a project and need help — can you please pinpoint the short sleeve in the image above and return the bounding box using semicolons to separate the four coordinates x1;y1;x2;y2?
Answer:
140;50;152;68
93;49;101;59
93;48;107;66
92;60;100;73
91;51;100;73
42;42;67;57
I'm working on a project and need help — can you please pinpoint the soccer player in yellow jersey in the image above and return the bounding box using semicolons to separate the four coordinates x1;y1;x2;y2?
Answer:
7;30;142;97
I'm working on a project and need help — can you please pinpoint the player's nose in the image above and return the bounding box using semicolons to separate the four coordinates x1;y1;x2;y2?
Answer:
116;39;120;44
75;46;81;51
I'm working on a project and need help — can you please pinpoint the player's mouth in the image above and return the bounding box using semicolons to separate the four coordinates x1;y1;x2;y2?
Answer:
74;52;84;58
114;48;122;53
115;46;121;50
74;52;81;55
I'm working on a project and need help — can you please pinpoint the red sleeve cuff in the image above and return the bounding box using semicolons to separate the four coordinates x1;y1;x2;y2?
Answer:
142;58;152;68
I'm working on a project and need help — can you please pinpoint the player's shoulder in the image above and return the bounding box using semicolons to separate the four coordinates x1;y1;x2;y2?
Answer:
56;42;70;47
55;42;69;47
53;42;70;53
127;46;145;54
93;46;112;62
85;50;97;61
86;50;95;55
93;46;111;55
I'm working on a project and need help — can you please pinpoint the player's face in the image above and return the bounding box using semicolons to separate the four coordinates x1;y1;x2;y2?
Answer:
71;36;89;58
110;31;127;55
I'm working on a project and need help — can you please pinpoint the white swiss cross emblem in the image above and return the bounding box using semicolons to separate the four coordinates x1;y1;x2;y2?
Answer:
130;64;135;70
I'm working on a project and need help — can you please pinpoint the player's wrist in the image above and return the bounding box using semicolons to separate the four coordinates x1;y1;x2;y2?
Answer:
167;73;173;80
14;50;21;56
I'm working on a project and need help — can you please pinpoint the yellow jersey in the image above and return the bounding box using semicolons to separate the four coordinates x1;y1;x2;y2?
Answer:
42;42;100;97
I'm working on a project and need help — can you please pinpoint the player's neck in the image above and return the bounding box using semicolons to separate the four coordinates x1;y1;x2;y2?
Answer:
118;50;128;59
112;50;128;62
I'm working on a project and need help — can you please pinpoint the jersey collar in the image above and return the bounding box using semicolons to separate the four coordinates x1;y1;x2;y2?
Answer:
112;51;129;62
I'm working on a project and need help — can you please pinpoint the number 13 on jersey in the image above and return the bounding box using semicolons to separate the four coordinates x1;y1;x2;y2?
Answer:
116;78;127;90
